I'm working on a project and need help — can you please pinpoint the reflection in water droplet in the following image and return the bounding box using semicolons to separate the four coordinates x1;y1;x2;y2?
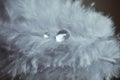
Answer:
56;30;70;42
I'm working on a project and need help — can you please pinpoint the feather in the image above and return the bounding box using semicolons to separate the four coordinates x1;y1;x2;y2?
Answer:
0;0;120;80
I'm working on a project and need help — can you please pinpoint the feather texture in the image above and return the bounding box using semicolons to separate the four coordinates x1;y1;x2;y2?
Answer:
0;0;120;80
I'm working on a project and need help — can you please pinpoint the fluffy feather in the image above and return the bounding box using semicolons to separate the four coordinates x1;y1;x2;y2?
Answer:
0;0;120;80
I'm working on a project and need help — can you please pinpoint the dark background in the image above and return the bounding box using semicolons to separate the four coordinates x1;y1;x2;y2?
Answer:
83;0;120;35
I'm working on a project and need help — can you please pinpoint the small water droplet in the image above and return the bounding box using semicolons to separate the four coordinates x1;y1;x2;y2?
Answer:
43;32;49;38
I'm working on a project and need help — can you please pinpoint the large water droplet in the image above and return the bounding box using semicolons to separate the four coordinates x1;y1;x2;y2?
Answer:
55;30;70;42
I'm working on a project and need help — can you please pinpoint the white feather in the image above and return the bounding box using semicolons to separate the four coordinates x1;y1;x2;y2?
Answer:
0;0;119;80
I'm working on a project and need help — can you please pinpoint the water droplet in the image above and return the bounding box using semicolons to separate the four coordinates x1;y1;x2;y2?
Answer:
43;32;49;38
55;30;70;42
